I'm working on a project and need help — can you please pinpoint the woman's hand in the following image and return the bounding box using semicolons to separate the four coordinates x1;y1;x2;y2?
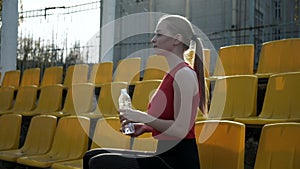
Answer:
118;108;149;124
131;123;147;137
119;108;155;136
120;121;152;137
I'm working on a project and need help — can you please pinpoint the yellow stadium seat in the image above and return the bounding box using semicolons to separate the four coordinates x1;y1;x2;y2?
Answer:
20;68;41;87
0;115;57;162
63;64;89;88
40;66;63;87
51;83;94;117
1;70;20;89
195;120;245;169
143;55;169;81
83;82;128;118
89;62;113;87
17;116;90;168
132;132;157;152
52;159;83;169
113;57;141;85
52;117;130;169
205;75;257;120
256;38;300;78
210;44;254;80
0;114;22;151
20;84;63;116
131;80;161;112
87;83;159;150
0;87;15;112
254;123;300;169
91;117;131;149
0;86;37;115
235;72;300;125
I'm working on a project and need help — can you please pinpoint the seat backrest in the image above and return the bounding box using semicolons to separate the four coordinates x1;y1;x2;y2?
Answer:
195;120;245;169
48;116;90;159
143;55;169;81
40;66;63;87
89;62;113;86
21;115;57;155
131;80;161;112
1;70;20;88
213;44;254;76
0;114;22;150
63;64;89;87
0;87;15;112
91;117;131;149
20;68;41;87
62;83;94;115
34;84;63;114
97;82;128;117
256;38;300;75
12;86;38;112
254;123;300;169
259;72;300;119
208;75;257;119
113;57;141;84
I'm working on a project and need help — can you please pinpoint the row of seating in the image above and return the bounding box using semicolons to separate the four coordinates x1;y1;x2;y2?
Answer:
1;114;299;169
0;55;168;90
0;79;161;117
0;115;156;168
210;38;300;79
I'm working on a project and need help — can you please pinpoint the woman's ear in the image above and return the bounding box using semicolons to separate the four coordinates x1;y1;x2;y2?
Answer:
173;34;184;46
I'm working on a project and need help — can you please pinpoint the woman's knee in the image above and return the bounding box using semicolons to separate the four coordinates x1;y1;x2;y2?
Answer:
83;148;111;169
89;153;139;169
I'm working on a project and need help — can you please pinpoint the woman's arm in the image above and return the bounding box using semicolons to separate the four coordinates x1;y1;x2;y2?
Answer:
121;67;198;138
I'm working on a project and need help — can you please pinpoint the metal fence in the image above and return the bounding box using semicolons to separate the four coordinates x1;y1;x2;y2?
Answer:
17;0;101;73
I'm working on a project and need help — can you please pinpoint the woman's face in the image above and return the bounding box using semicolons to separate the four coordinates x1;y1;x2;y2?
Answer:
151;21;176;56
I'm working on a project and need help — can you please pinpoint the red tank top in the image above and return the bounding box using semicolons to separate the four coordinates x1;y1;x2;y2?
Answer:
148;62;199;140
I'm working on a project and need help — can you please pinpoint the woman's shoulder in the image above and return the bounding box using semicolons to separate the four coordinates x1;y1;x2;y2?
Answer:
173;66;199;95
176;66;197;79
174;66;198;85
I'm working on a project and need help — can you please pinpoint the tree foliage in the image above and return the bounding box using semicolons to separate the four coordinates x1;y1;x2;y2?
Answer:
17;36;85;70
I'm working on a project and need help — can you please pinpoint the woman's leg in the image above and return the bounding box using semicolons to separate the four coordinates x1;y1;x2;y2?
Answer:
89;153;139;169
83;148;111;169
83;148;156;169
89;152;173;169
154;139;200;169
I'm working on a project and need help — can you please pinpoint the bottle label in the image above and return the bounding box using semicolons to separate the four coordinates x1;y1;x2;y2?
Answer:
119;103;129;110
123;123;135;135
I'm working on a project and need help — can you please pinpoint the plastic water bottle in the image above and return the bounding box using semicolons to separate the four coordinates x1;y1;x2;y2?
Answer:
118;88;135;135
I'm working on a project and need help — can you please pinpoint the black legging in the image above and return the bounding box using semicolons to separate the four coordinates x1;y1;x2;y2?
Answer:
84;149;172;169
83;139;200;169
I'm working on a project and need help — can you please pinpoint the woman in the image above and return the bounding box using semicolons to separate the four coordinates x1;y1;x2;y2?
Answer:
84;14;207;169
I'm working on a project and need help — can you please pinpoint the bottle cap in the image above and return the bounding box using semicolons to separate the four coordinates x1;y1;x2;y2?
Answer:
121;88;127;93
